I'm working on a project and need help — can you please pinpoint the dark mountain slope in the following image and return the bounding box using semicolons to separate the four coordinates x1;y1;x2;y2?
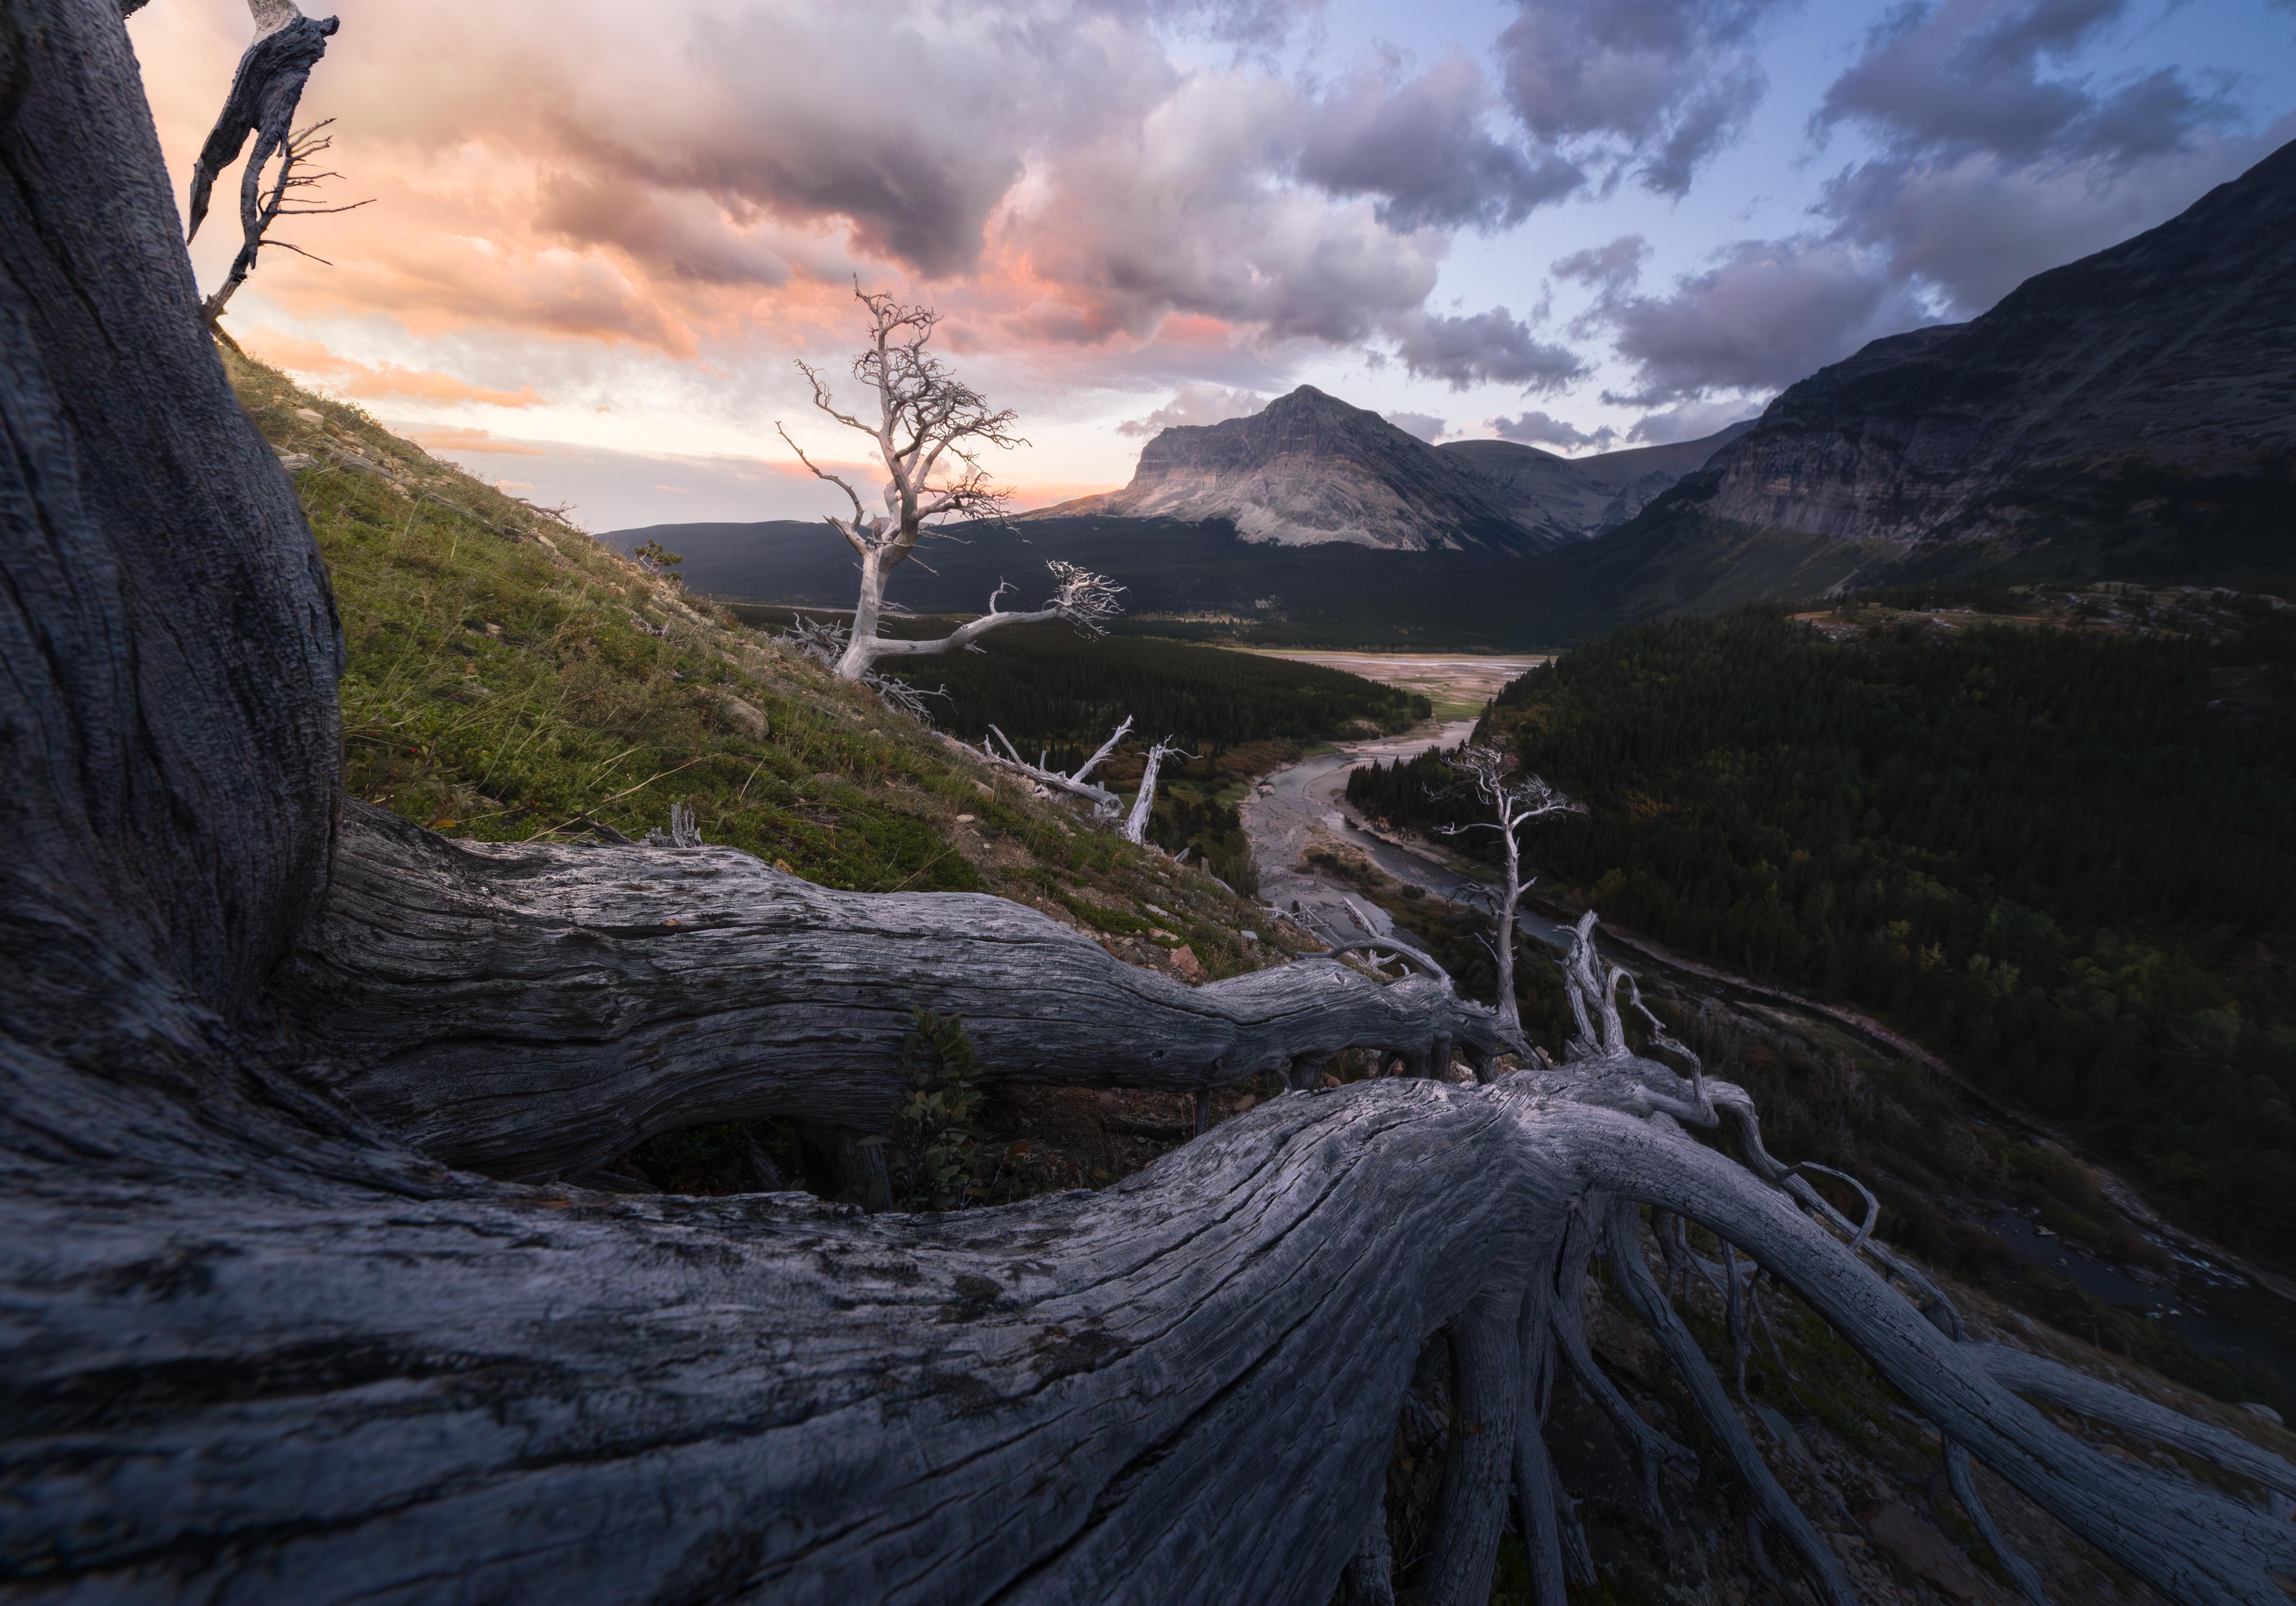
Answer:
1615;138;2296;598
1440;419;1754;540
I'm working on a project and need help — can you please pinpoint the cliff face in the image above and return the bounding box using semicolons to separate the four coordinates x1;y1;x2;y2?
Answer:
1030;387;1752;554
1028;386;1547;552
1441;422;1754;541
1680;139;2296;560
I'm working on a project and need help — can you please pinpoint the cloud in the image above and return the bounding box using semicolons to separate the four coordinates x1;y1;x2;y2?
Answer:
1496;0;1796;195
1552;234;1651;294
1814;0;2229;167
1117;383;1270;437
999;72;1448;347
1298;52;1582;232
1819;130;2291;312
494;480;535;492
1589;239;1933;404
240;328;544;409
1625;398;1762;443
1486;410;1618;450
1802;0;2269;315
137;0;1472;372
1389;307;1588;393
654;484;690;493
1383;411;1448;442
405;426;549;457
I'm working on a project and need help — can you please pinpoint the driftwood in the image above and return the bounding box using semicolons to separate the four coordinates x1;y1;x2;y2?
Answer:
4;6;2295;1603
977;714;1128;814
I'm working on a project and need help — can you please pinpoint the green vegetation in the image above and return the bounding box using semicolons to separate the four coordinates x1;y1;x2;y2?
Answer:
1351;606;2296;1263
727;608;1429;760
226;346;1285;963
886;1009;987;1211
725;607;1427;897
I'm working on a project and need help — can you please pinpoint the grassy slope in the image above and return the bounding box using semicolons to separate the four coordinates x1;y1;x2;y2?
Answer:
226;348;1297;985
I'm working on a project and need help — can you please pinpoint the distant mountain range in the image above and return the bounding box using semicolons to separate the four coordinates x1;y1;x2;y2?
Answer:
609;138;2294;645
1018;385;1750;552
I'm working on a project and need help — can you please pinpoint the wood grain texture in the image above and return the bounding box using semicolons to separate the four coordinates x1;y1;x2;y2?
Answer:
283;802;1525;1179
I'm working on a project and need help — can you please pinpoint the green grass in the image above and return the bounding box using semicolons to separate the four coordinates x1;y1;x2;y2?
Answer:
225;348;1288;959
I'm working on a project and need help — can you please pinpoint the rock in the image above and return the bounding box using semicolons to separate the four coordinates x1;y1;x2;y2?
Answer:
1168;945;1202;980
1019;386;1556;553
293;407;323;424
1858;1502;1998;1603
708;693;769;739
275;451;314;472
2241;1401;2285;1427
1753;1403;1815;1467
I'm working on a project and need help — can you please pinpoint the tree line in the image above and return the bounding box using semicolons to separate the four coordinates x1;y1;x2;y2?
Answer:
1350;606;2296;1261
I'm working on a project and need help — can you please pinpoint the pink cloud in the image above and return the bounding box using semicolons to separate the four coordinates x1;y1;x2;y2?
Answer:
241;328;544;408
404;426;547;457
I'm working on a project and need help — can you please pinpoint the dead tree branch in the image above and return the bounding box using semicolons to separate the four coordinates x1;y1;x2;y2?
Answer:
1431;743;1581;1031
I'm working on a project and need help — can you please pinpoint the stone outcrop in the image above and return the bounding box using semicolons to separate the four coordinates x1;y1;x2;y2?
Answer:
1028;386;1753;555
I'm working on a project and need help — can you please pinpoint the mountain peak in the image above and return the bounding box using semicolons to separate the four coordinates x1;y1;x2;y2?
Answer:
1021;385;1544;552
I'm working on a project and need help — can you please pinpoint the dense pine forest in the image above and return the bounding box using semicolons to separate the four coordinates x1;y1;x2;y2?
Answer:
723;614;1431;756
1350;602;2296;1262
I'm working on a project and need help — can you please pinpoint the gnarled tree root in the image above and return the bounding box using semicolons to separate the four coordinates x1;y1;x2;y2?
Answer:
282;802;1523;1179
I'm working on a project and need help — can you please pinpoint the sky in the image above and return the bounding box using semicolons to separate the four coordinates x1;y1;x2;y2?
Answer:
131;0;2296;533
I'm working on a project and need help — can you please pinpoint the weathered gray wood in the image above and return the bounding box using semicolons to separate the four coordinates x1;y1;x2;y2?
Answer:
1604;1197;1864;1606
282;802;1525;1179
1968;1341;2296;1501
1421;1278;1530;1605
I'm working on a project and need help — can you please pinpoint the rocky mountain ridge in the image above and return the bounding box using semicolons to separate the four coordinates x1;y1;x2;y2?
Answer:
1022;385;1749;553
1643;136;2296;582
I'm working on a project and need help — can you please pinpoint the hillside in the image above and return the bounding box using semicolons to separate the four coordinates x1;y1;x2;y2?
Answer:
221;349;1329;998
1351;593;2296;1286
1607;138;2296;604
604;514;1611;649
1438;418;1753;540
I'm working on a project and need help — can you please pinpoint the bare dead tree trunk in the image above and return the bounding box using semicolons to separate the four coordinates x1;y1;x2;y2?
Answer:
1434;744;1579;1031
1121;736;1187;845
197;117;370;331
4;9;2294;1605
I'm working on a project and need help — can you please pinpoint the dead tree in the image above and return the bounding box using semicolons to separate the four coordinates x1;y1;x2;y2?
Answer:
5;8;2295;1603
777;286;1122;681
1122;736;1188;845
196;116;370;333
976;715;1131;817
1433;743;1581;1031
185;0;342;315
